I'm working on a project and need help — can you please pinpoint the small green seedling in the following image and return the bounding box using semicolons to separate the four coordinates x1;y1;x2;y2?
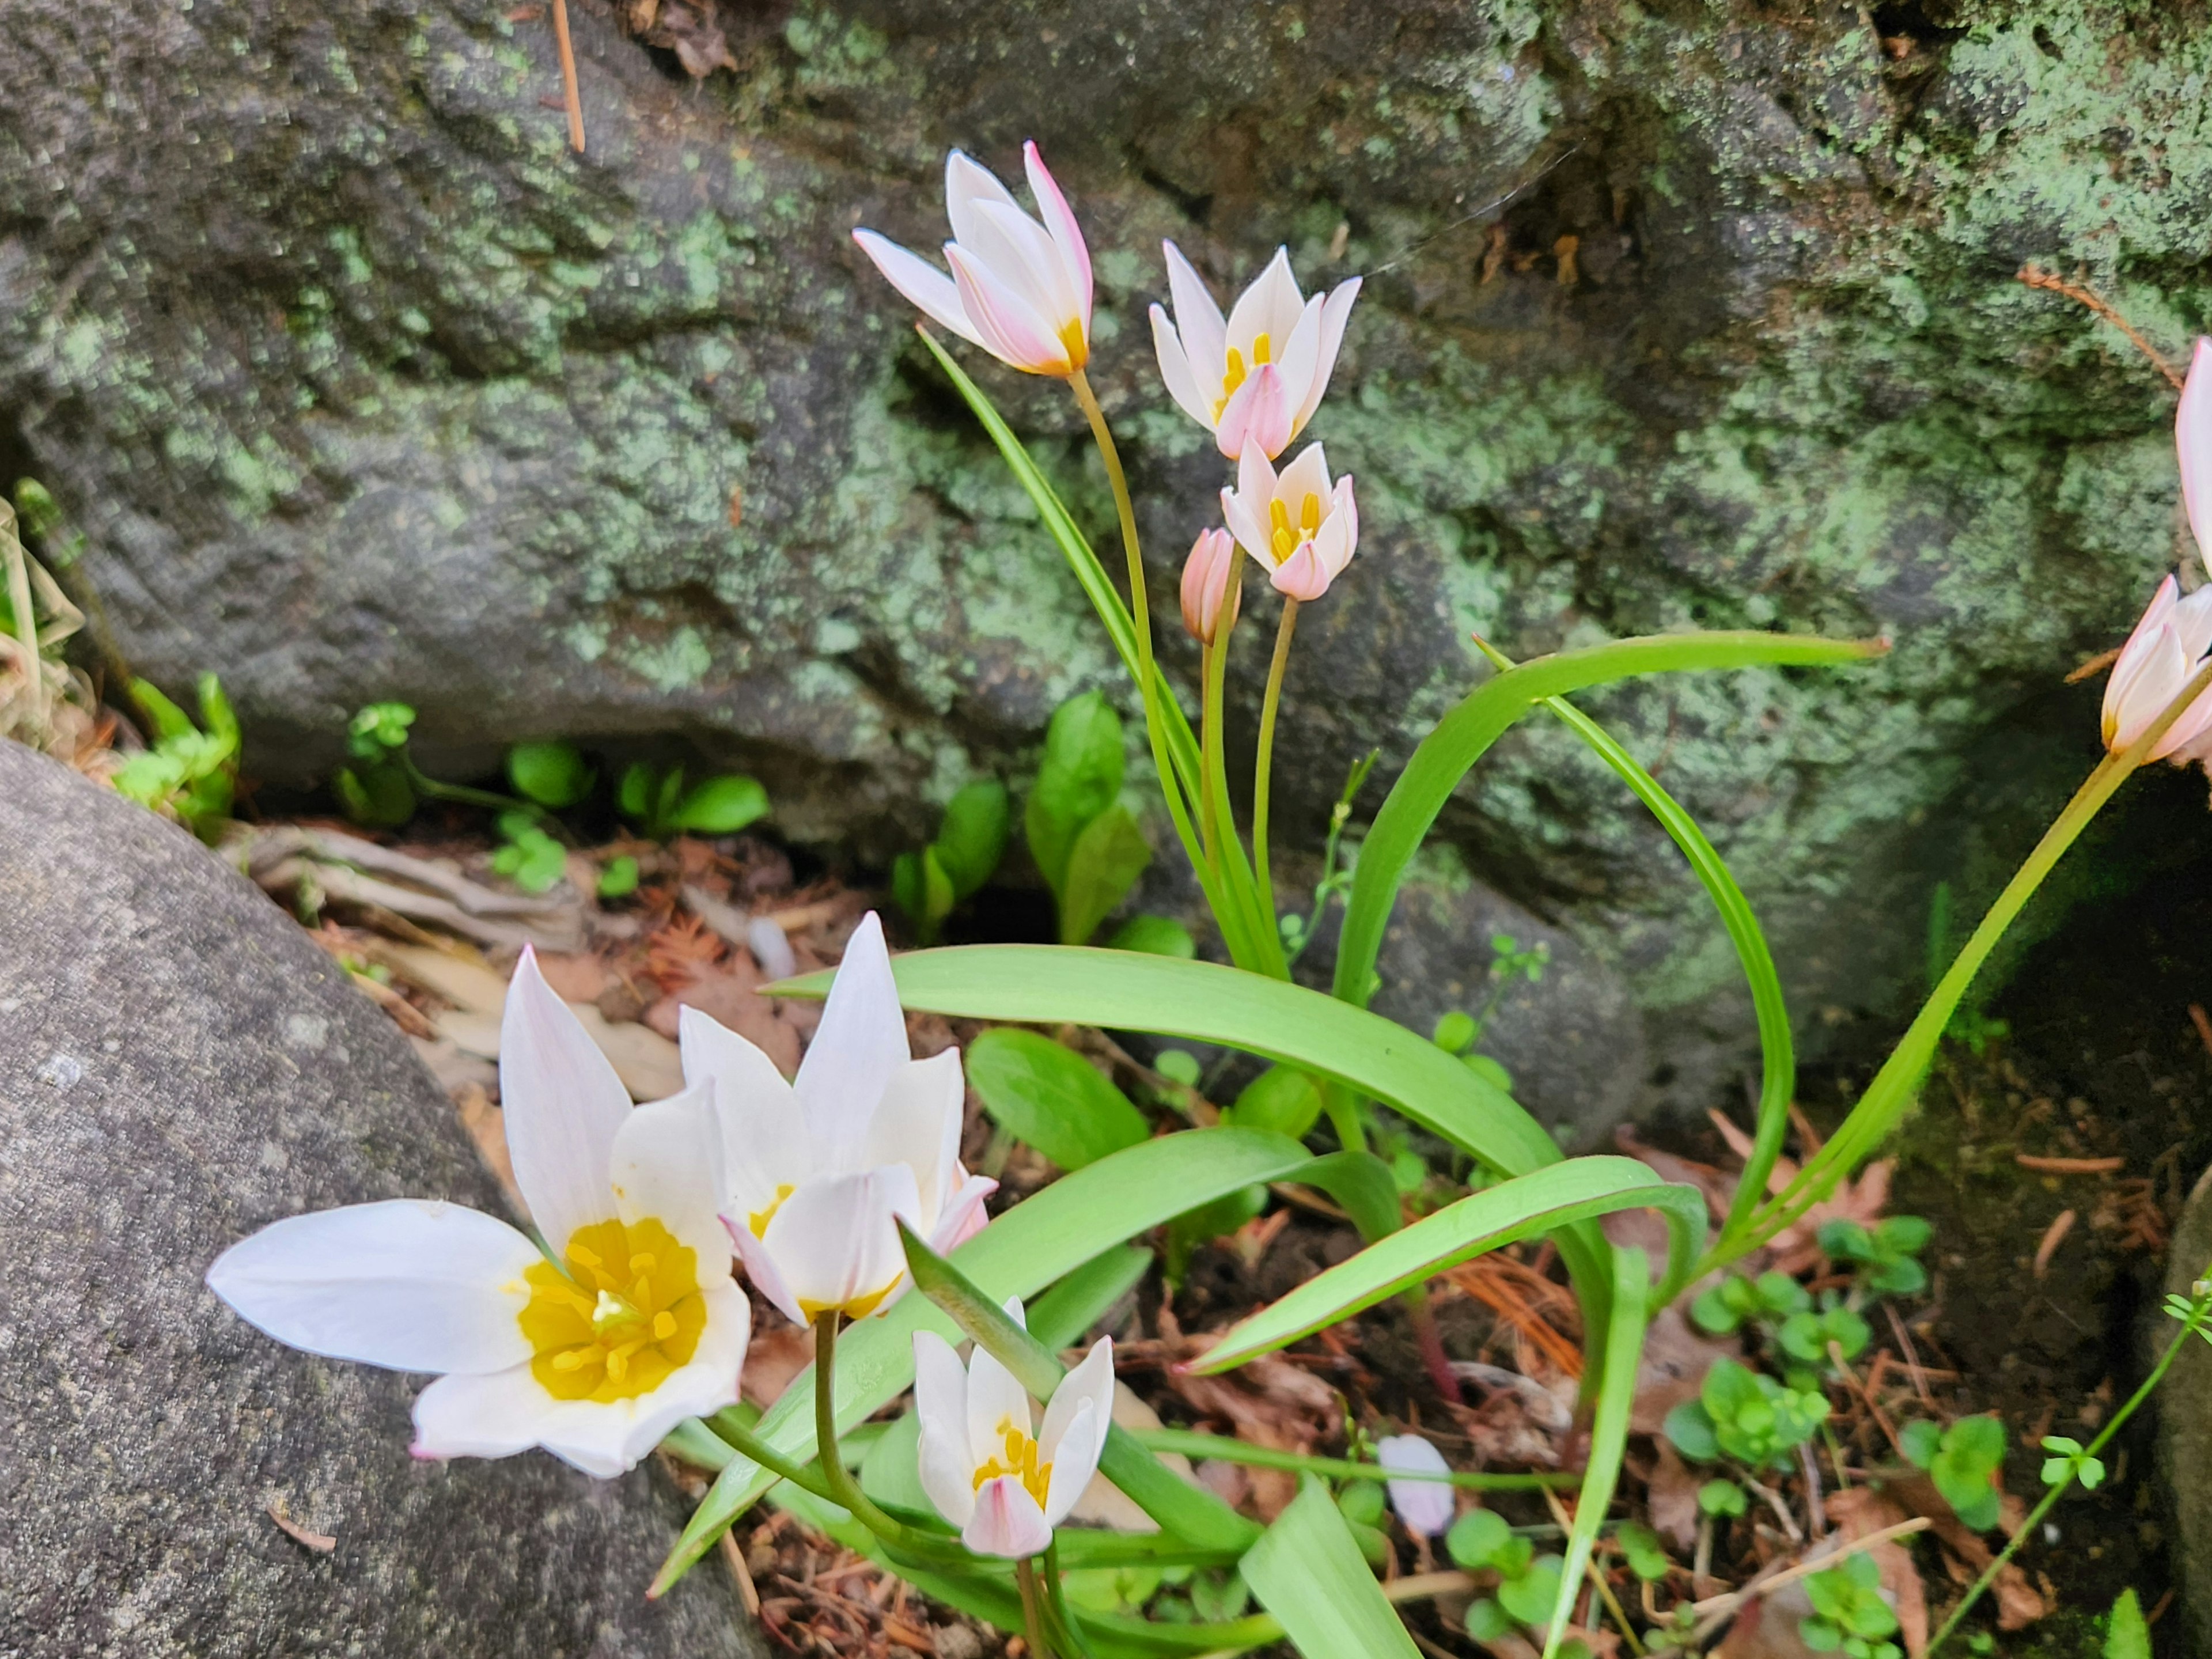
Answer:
1692;1270;1810;1336
1335;1479;1390;1568
333;700;420;827
618;762;770;840
112;673;240;843
1105;914;1197;956
1819;1216;1932;1296
1900;1415;2005;1531
491;812;568;894
2039;1434;2106;1491
1026;691;1152;945
1800;1552;1901;1659
1615;1521;1669;1582
1446;1509;1564;1628
596;854;641;900
1779;1293;1873;1369
892;779;1010;944
1665;1357;1829;1471
1225;1065;1325;1139
2105;1588;2150;1659
1698;1479;1748;1518
507;740;594;809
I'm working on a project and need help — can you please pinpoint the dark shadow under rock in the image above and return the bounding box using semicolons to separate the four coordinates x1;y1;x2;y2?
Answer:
0;741;759;1658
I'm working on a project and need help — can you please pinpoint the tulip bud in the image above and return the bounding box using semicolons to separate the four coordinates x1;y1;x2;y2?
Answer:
1180;527;1241;645
2103;573;2212;759
2180;338;2212;569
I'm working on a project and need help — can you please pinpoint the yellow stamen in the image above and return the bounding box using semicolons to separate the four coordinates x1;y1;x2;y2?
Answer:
747;1183;797;1240
1266;493;1324;566
971;1415;1055;1505
1210;332;1274;421
519;1217;707;1403
1059;317;1088;371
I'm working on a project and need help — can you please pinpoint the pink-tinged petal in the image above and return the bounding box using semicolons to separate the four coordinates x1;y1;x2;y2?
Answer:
944;150;1024;254
927;1172;999;1254
726;1215;806;1326
1376;1434;1456;1537
1162;240;1226;386
760;1165;921;1319
1271;543;1335;601
2181;338;2212;568
1181;526;1239;644
206;1200;538;1376
2156;679;2212;760
964;1477;1054;1558
971;199;1078;329
1212;366;1268;460
2108;624;2188;752
1295;276;1362;432
948;243;1071;374
1024;141;1093;321
1238;363;1293;460
1276;441;1332;507
1224;247;1304;359
1275;296;1325;408
609;1080;730;1271
851;230;982;345
501;945;630;1256
793;911;910;1148
2106;575;2181;747
2177;581;2212;658
1331;474;1359;551
1310;511;1354;581
1151;305;1215;429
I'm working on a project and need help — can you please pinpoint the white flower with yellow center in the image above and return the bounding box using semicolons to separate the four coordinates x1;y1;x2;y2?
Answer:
1219;441;1361;601
1150;243;1361;461
912;1299;1115;1558
853;143;1093;378
684;912;995;1328
205;950;749;1478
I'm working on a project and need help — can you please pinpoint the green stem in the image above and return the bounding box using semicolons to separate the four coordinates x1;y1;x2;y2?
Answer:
400;754;552;825
1199;548;1247;873
1926;1291;2210;1654
1042;1541;1093;1659
809;1315;963;1560
701;1408;845;1506
1252;597;1299;925
1016;1556;1058;1659
1198;632;1228;870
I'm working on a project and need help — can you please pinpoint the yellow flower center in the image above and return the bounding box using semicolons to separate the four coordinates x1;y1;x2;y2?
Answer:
1212;331;1273;419
747;1183;797;1239
1268;491;1324;565
1059;317;1089;371
519;1217;705;1403
972;1415;1055;1508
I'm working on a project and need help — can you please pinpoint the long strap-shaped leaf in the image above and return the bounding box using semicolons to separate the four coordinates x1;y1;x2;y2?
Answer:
1331;631;1883;1014
1194;1160;1699;1372
651;1127;1312;1593
774;944;1619;1349
1541;1245;1649;1659
1243;1474;1424;1658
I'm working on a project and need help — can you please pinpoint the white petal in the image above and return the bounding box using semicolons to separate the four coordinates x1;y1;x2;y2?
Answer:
411;1362;564;1464
1273;297;1325;423
1150;305;1215;429
610;1079;731;1272
1040;1398;1101;1526
730;1218;806;1327
1296;276;1361;432
919;1419;980;1527
965;1477;1053;1558
1162;241;1226;387
501;946;630;1255
682;1004;811;1218
1224;248;1305;358
2176;582;2212;660
759;1166;919;1318
853;229;983;344
1377;1434;1456;1537
206;1199;537;1375
1312;508;1354;581
972;199;1079;329
1277;442;1333;508
928;1172;999;1254
913;1330;971;1439
858;1049;965;1227
965;1340;1035;1471
1024;141;1093;322
948;243;1071;374
1041;1335;1115;1467
944;150;1025;258
794;913;912;1150
1221;483;1267;560
2181;337;2212;568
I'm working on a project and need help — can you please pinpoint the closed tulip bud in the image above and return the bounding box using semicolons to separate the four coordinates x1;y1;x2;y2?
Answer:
2180;338;2212;569
2103;573;2212;759
1179;526;1241;644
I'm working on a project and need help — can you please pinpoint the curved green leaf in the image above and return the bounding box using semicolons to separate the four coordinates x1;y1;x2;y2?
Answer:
1196;1160;1700;1373
1541;1245;1649;1659
965;1027;1150;1170
1331;632;1884;1017
1243;1474;1422;1659
652;1127;1311;1594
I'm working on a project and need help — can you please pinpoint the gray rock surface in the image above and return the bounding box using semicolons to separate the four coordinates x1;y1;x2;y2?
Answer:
1;0;2204;1108
0;741;759;1658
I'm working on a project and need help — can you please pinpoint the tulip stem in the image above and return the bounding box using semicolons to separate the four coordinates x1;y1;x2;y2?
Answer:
1198;548;1247;874
809;1315;957;1558
701;1408;847;1508
1016;1556;1058;1659
1252;597;1300;919
1041;1540;1095;1658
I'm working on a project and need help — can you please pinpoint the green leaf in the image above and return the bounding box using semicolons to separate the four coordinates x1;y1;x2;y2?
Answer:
1296;1150;1404;1244
1227;1065;1326;1139
1108;914;1197;957
934;779;1011;899
1900;1419;1941;1469
1501;1556;1565;1627
1195;1162;1698;1372
346;699;415;759
1243;1475;1423;1659
670;773;770;834
618;760;655;819
654;1128;1309;1593
1616;1522;1668;1582
965;1027;1151;1171
507;740;593;808
131;677;196;744
334;762;415;828
1697;1478;1747;1517
1060;803;1152;945
1539;1246;1648;1658
892;849;955;940
1028;1244;1153;1349
597;855;641;900
1665;1403;1719;1464
2105;1589;2150;1659
1445;1509;1514;1571
1431;1011;1478;1054
1332;633;1881;1037
1165;1185;1268;1281
1028;691;1127;895
196;673;240;751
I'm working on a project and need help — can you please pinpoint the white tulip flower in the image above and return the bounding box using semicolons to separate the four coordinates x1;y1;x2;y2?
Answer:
1151;243;1360;460
1376;1433;1456;1538
912;1300;1115;1558
685;912;995;1327
854;144;1093;377
2103;572;2212;759
1219;441;1361;601
2179;336;2212;567
206;949;749;1478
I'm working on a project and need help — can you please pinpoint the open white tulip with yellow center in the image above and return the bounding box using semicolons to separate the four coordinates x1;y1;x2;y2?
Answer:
685;912;995;1327
1219;441;1360;601
853;144;1093;377
912;1299;1115;1558
1151;243;1360;460
206;950;749;1478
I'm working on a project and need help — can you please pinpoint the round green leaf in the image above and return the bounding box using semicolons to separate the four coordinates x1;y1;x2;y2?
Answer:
670;774;770;834
507;740;594;808
964;1027;1149;1171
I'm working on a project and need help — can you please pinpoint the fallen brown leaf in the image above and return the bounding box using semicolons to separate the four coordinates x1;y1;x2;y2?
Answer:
741;1321;815;1410
1826;1487;1929;1656
1647;1440;1703;1552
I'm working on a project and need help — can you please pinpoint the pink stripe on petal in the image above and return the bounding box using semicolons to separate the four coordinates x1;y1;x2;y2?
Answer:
1024;141;1093;319
1271;544;1334;601
964;1478;1054;1558
2181;338;2212;569
1241;364;1293;460
948;244;1070;374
